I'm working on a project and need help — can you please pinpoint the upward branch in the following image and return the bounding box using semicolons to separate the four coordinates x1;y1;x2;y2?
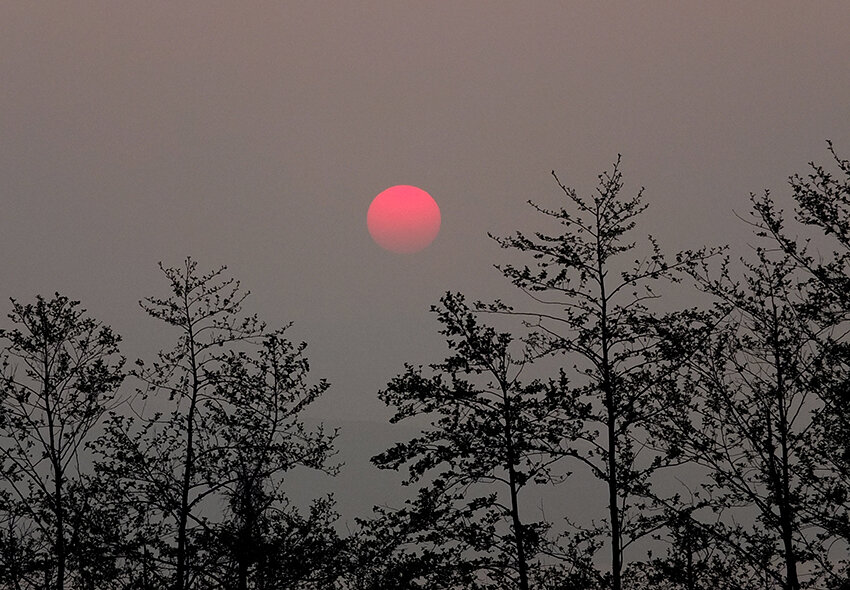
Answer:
490;159;720;590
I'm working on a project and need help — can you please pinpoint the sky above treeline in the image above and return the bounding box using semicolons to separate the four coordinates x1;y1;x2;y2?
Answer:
2;2;850;522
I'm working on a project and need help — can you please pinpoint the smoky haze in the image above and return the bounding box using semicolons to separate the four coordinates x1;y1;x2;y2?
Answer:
2;0;850;541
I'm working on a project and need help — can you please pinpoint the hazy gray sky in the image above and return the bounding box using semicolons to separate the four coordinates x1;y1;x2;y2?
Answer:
2;2;850;523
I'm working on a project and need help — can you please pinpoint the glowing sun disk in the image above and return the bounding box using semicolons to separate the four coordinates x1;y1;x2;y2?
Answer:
367;185;441;254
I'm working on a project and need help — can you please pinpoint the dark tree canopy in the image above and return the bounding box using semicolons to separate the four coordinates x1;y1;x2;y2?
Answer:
749;143;850;586
0;294;125;590
2;147;849;590
365;292;571;590
93;259;340;590
488;158;717;590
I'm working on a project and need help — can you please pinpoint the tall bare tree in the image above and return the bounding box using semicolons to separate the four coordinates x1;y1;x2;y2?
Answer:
657;244;823;590
96;259;340;590
197;332;341;590
489;159;716;590
0;294;124;590
364;292;571;590
750;143;850;586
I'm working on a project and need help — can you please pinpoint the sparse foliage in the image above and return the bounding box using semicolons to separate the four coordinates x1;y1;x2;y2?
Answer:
3;148;850;589
749;143;850;585
95;259;339;590
656;245;824;589
0;294;125;590
488;159;717;590
362;292;572;589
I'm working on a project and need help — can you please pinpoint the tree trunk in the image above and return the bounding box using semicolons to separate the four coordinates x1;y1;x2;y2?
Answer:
777;421;800;590
237;487;251;590
175;392;196;590
771;310;800;590
685;521;695;590
605;381;622;590
53;459;66;590
176;327;200;590
776;418;800;590
143;543;151;590
507;466;529;590
598;238;622;590
44;358;66;590
503;389;530;590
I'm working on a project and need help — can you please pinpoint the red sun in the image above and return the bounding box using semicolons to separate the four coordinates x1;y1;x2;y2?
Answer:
367;185;441;254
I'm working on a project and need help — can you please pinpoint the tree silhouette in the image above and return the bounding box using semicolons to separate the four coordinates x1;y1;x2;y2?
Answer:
365;292;570;589
96;259;338;590
488;159;716;590
631;503;754;590
0;294;125;590
4;149;850;589
750;143;850;586
196;333;342;590
656;242;827;589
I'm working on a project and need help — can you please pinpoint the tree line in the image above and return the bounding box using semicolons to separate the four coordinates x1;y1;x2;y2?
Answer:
1;146;848;589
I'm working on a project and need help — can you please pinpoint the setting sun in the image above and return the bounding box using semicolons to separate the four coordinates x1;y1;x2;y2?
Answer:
367;185;441;254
